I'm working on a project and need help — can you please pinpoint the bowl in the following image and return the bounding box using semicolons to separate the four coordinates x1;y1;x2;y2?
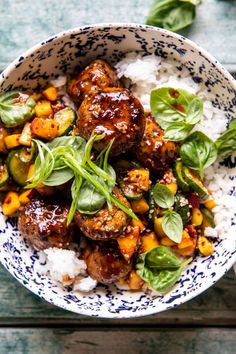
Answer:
0;23;235;318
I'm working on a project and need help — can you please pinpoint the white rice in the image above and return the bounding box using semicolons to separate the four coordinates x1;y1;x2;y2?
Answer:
39;52;235;290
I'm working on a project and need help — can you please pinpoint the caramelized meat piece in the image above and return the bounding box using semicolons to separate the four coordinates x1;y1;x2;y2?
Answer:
78;87;145;155
18;198;75;250
135;113;179;170
84;241;132;284
67;59;120;104
74;188;131;241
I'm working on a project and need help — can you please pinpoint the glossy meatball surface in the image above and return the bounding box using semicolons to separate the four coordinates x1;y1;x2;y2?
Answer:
74;188;131;241
84;241;132;284
78;87;145;155
67;59;120;104
18;198;75;250
135;113;179;170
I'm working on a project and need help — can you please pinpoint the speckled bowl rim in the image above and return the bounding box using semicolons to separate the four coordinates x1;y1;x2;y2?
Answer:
0;23;235;318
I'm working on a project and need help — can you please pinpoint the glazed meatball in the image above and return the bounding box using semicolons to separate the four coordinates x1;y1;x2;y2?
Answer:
18;198;75;250
74;188;131;241
84;241;132;284
135;113;179;170
67;59;120;104
78;87;145;156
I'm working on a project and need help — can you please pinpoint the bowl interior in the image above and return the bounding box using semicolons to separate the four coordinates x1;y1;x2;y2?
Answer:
0;24;235;318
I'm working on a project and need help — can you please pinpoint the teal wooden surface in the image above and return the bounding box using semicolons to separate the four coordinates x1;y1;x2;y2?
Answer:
0;0;236;353
0;0;236;71
1;328;236;354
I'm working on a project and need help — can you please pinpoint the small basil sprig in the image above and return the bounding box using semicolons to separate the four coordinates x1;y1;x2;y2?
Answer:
153;183;183;243
215;119;236;159
0;91;36;127
27;134;138;224
136;246;192;292
180;131;217;179
146;0;202;33
150;87;203;141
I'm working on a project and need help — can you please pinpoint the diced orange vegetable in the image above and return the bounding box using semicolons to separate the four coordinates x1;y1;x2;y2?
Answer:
131;218;145;233
0;126;8;153
35;100;53;117
27;164;35;181
204;199;217;210
201;214;213;231
19;189;34;205
191;208;203;226
127;168;150;192
178;231;193;249
127;271;144;290
130;197;149;214
198;236;214;256
30;93;42;102
160;236;176;246
154;216;166;238
117;226;139;261
35;184;55;196
2;191;21;216
166;182;178;195
43;87;59;101
140;231;158;253
19;123;32;147
160;169;178;195
4;134;21;149
31;118;59;140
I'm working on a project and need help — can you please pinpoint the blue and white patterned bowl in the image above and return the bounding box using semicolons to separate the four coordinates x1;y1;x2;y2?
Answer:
0;24;235;318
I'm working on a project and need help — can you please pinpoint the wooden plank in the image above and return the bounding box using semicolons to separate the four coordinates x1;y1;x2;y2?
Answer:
0;0;235;70
0;265;235;326
0;328;235;354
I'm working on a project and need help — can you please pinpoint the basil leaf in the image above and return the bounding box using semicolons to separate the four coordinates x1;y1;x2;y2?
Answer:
0;91;36;127
136;246;189;292
229;119;236;130
75;165;115;214
153;183;175;208
145;246;181;269
164;122;193;141
47;135;86;154
185;97;203;124
162;210;183;243
75;175;107;214
150;87;203;130
215;128;236;159
146;0;201;32
180;131;217;178
44;168;74;186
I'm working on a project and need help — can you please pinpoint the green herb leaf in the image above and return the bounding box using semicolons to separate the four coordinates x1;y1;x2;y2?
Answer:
0;91;36;127
150;87;203;132
174;193;191;225
43;168;74;186
180;131;217;178
215;127;236;159
229;119;236;130
164;122;193;141
153;183;175;209
146;0;201;32
145;246;182;269
162;210;183;243
136;246;190;292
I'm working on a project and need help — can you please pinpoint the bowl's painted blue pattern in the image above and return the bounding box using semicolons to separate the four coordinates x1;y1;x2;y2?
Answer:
0;24;235;318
